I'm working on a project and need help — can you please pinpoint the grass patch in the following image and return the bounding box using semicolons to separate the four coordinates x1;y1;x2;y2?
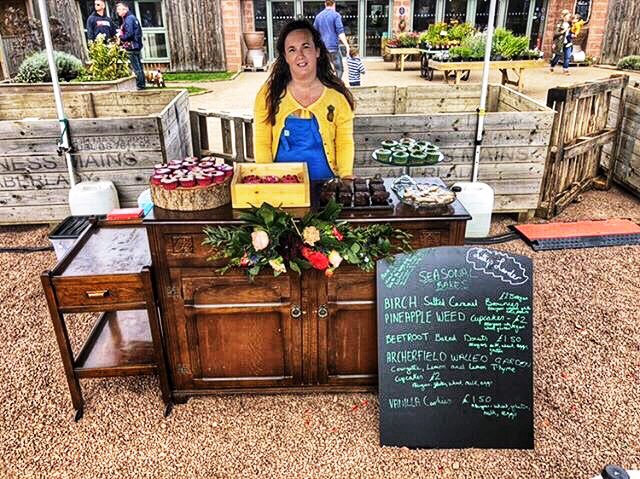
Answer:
163;71;235;82
164;86;209;95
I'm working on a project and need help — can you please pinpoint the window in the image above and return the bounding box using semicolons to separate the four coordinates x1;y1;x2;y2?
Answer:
504;0;530;36
78;0;169;62
412;0;437;32
134;0;169;62
444;0;467;23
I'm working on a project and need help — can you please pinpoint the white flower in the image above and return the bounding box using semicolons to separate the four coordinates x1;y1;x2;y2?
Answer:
328;250;343;268
251;229;269;251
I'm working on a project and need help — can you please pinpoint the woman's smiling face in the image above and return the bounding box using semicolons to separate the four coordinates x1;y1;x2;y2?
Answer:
284;29;320;79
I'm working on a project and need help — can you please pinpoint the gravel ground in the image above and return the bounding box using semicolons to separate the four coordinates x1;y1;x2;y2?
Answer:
1;187;639;479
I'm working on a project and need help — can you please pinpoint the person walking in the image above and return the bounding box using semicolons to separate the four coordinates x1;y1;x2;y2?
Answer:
116;1;145;89
313;0;351;79
86;0;116;42
346;46;365;87
550;9;573;75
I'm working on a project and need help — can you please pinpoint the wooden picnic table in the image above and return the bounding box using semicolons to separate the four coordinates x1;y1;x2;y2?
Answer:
427;59;545;92
386;47;421;72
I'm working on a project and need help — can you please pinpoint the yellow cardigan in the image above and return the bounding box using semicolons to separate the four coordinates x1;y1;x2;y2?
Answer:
253;83;355;177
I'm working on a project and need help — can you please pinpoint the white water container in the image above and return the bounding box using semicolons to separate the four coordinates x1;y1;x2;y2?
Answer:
451;181;494;238
68;181;120;216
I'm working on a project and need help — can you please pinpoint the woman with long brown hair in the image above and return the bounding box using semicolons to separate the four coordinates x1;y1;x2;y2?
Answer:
253;20;355;180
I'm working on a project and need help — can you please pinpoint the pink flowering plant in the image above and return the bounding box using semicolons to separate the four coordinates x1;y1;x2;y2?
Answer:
203;199;411;281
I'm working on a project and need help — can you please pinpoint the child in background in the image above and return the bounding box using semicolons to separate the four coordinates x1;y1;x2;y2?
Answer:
572;13;585;36
346;46;366;87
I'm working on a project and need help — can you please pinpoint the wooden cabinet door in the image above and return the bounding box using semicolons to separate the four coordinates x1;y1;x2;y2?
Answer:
314;267;378;387
175;272;303;390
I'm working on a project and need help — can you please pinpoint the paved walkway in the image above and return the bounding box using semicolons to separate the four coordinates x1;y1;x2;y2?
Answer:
185;60;640;154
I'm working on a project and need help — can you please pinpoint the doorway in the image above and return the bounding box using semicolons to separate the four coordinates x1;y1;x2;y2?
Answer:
264;0;391;60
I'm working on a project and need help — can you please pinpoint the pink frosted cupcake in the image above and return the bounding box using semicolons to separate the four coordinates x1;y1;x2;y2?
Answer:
210;171;225;184
161;177;178;190
151;174;164;186
179;176;196;188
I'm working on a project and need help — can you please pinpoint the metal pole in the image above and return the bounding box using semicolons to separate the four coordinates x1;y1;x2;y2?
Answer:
472;0;498;183
37;0;76;187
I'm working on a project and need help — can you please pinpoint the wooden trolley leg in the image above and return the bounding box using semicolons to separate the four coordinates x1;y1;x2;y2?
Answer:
41;273;84;420
454;70;462;85
141;268;174;417
443;70;450;84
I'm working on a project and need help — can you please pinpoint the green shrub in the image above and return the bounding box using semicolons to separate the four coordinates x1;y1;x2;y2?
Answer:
77;34;130;81
461;32;487;60
15;50;83;83
494;34;529;59
617;55;640;71
448;23;475;42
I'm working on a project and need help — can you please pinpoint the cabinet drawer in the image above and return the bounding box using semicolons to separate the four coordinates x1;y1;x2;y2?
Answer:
53;275;146;311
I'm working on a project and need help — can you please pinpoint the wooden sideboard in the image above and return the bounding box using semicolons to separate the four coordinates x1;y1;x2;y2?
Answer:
144;179;470;402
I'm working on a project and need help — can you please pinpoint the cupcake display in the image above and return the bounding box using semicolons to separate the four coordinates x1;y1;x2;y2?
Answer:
150;156;233;211
372;138;443;166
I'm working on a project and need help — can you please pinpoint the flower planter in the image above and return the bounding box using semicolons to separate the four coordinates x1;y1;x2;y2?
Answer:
0;75;137;94
243;32;265;50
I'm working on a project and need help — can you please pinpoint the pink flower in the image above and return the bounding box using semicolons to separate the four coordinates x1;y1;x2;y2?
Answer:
251;229;269;251
332;226;344;241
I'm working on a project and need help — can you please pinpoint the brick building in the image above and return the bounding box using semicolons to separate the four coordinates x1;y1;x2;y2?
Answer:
0;0;616;76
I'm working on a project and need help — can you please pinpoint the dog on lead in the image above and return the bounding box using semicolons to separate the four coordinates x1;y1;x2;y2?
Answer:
145;69;166;88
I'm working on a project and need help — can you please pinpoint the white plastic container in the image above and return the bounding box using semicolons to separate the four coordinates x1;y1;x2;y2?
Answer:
451;181;494;238
68;181;120;216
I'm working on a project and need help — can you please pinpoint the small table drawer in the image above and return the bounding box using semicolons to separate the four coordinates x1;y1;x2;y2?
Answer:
53;274;146;311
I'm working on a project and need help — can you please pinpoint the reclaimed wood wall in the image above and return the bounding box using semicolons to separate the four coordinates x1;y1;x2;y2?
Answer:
0;90;191;223
164;0;226;71
600;0;640;65
602;85;640;196
351;85;555;215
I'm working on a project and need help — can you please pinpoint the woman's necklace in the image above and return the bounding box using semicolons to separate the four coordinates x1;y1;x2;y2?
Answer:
289;80;324;108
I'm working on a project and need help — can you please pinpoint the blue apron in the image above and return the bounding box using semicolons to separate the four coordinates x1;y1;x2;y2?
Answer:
275;115;334;181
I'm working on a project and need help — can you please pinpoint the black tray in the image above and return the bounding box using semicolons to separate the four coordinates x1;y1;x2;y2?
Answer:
339;197;394;210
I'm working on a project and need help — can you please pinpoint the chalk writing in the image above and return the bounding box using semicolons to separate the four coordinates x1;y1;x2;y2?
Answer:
466;247;529;286
377;247;534;448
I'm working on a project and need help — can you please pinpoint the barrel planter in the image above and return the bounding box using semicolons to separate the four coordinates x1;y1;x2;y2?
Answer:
0;89;192;223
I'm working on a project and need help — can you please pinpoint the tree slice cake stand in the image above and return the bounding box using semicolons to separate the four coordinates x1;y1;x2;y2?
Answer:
151;179;231;211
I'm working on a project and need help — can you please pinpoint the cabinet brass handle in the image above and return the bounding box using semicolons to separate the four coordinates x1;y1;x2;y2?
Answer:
290;304;302;319
318;304;329;319
86;290;110;298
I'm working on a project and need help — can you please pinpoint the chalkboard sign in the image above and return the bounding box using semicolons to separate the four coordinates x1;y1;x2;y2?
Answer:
575;0;591;21
376;246;533;449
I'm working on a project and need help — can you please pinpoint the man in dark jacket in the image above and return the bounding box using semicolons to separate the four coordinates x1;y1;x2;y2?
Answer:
86;0;116;42
116;1;145;89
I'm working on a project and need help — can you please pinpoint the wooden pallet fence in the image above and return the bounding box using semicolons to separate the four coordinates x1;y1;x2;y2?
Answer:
601;84;640;197
0;90;192;223
538;75;629;219
190;84;554;217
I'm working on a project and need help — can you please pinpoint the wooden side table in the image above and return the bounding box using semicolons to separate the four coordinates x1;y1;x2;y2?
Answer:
41;222;172;420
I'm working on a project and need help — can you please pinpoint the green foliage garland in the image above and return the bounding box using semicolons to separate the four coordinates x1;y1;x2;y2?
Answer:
203;200;412;281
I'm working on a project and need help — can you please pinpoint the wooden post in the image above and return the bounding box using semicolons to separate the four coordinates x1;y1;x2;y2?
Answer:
606;75;630;188
234;117;245;162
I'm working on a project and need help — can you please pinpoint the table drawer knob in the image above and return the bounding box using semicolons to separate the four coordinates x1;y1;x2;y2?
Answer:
86;290;110;299
317;304;329;319
290;304;302;319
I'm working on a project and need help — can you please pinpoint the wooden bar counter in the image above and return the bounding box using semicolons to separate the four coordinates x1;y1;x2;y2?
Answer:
144;179;470;403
